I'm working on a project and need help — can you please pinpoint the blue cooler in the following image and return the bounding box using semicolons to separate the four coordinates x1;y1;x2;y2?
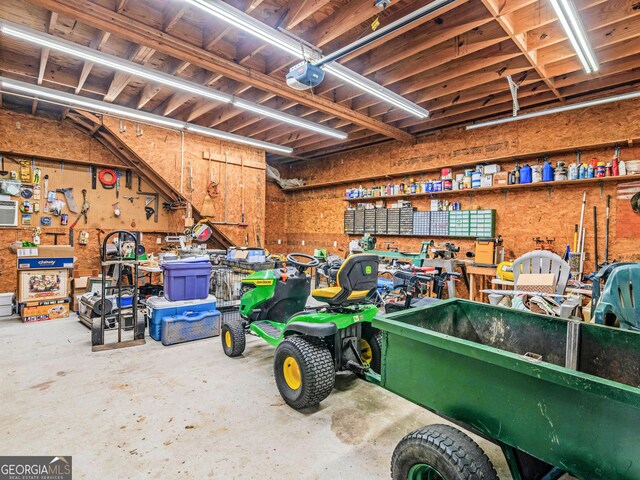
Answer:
161;310;220;346
146;295;216;341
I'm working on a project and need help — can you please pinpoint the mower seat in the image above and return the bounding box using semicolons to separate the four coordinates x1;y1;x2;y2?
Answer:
312;254;379;305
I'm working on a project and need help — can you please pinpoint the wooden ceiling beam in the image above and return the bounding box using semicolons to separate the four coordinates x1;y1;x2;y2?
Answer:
309;0;380;48
554;53;640;88
545;36;640;78
324;0;466;63
115;0;128;14
103;44;155;102
509;0;606;35
479;0;562;99
283;0;332;30
350;2;495;77
535;10;640;66
163;3;189;32
36;11;58;86
525;0;638;52
26;0;415;143
76;30;111;94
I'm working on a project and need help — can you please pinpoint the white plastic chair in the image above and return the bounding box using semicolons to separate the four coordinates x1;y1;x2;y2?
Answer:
490;251;579;318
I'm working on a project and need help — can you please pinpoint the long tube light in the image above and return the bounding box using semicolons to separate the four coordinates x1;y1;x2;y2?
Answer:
0;21;346;140
0;77;293;154
466;90;640;130
548;0;598;73
179;0;429;118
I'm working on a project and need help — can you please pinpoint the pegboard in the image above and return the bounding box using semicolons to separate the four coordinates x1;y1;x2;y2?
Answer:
1;156;171;232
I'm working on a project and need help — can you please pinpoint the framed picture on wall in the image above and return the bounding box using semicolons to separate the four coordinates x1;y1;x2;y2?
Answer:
18;269;69;303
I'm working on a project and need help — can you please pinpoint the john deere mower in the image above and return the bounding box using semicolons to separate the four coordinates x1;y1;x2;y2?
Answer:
221;253;382;409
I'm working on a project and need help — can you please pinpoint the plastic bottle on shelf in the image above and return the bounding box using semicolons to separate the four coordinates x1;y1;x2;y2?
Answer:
519;164;532;184
578;163;586;179
612;155;619;176
514;161;521;184
587;164;595;178
596;162;606;178
619;160;627;176
542;160;554;182
568;163;578;180
532;164;542;183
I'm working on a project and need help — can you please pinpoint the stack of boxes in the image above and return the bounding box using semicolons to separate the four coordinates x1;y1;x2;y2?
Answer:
16;245;74;322
148;259;220;346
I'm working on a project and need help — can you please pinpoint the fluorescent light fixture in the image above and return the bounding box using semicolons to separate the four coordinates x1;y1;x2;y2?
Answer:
182;0;309;59
178;0;429;118
234;98;347;139
466;90;640;130
548;0;598;73
0;21;346;139
0;77;293;154
324;64;429;118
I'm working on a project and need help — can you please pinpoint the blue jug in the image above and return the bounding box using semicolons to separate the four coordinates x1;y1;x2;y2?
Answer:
519;164;532;184
542;161;554;182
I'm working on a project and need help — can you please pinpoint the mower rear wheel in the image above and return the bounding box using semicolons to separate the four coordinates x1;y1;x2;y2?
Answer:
361;329;383;374
221;318;246;357
274;336;335;409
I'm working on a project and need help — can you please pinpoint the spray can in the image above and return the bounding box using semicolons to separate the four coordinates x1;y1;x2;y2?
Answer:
61;213;68;226
542;160;554;182
612;156;619;176
605;163;612;177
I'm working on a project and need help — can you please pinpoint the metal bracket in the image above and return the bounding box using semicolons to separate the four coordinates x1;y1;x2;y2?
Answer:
547;185;553;201
600;181;605;198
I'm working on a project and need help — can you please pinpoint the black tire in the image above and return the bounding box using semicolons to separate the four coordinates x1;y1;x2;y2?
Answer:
274;336;335;409
391;424;498;480
361;328;383;374
221;318;246;357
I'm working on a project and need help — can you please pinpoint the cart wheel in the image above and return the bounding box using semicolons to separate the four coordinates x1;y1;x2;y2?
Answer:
391;424;498;480
361;328;383;374
221;318;246;357
274;336;335;410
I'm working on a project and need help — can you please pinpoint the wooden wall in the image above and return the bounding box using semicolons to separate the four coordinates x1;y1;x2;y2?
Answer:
102;117;266;247
267;97;640;273
0;109;268;295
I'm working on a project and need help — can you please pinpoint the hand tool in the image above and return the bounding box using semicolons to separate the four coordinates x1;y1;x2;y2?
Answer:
125;169;132;189
45;232;66;245
56;188;78;213
91;165;97;189
70;189;90;228
123;196;139;203
136;175;159;222
115;169;122;198
593;206;598;269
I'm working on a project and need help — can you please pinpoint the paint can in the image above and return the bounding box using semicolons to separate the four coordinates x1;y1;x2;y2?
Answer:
433;181;443;192
442;180;453;190
441;168;453;180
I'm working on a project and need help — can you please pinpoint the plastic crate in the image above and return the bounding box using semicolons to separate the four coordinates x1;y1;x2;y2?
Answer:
161;260;211;301
161;310;220;345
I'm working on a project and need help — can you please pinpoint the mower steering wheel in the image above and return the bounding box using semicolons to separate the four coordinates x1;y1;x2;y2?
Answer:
287;253;320;273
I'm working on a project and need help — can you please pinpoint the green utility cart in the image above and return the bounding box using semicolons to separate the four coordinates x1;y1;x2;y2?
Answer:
370;299;640;480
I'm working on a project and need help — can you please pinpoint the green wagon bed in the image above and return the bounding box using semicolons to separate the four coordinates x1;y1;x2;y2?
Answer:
371;299;640;480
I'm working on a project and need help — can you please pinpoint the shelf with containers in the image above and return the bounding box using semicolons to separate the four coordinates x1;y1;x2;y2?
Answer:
283;138;640;193
343;174;640;203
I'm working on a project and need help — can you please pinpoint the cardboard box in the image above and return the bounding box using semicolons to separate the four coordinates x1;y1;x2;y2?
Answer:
18;269;69;303
494;171;509;186
17;245;74;258
517;273;556;294
480;173;493;187
72;276;90;293
21;299;70;322
18;257;74;270
483;164;502;174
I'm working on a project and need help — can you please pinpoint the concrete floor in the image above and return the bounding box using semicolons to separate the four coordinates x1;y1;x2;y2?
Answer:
0;316;571;479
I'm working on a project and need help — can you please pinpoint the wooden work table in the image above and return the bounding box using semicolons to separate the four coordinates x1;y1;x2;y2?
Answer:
467;265;498;303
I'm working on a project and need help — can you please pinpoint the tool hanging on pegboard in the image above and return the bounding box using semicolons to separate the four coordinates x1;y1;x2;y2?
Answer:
98;169;117;189
136;175;159;223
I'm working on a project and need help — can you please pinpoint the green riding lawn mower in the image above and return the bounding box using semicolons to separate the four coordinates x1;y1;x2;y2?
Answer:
221;253;382;409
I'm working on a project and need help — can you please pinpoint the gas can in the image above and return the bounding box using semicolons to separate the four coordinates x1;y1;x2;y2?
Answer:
542;161;554;182
519;164;532;184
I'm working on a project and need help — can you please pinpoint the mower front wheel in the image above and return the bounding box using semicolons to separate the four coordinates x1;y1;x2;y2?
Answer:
221;318;246;357
274;336;335;409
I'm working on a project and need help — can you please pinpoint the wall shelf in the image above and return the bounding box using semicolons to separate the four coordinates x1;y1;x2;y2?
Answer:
343;174;640;203
283;138;639;192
